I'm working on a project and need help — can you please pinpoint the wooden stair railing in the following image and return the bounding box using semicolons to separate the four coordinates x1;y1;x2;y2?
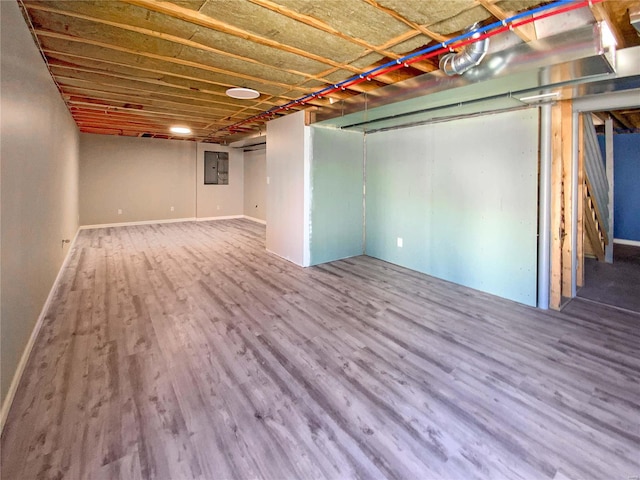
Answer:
583;176;608;260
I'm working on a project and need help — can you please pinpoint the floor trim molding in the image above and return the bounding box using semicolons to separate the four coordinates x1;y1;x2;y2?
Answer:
80;216;266;230
0;229;80;434
614;238;640;247
80;217;197;230
243;215;266;225
195;215;244;222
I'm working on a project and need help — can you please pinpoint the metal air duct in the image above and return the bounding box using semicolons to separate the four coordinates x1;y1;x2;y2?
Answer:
630;4;640;36
440;23;490;76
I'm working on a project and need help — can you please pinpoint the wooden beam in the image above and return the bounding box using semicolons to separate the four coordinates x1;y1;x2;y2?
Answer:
476;0;536;43
590;2;625;48
248;0;394;57
70;110;227;129
550;102;564;310
67;100;230;123
67;99;224;126
576;113;585;288
561;100;573;299
610;111;635;131
25;3;337;85
75;121;210;138
246;0;434;75
50;63;285;112
47;54;258;101
26;2;378;96
70;113;222;131
54;74;266;113
121;0;373;76
61;89;244;118
361;0;449;44
60;85;250;117
45;50;341;110
35;29;309;93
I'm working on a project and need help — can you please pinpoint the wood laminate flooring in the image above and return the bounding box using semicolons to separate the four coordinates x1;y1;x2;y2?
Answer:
2;219;639;480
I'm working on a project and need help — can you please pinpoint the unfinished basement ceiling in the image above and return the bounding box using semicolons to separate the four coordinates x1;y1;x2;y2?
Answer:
18;0;640;143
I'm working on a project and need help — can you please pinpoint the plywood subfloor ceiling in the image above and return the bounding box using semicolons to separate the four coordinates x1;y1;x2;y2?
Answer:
19;0;640;143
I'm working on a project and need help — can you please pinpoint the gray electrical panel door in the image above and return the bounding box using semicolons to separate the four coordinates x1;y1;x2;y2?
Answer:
204;151;229;185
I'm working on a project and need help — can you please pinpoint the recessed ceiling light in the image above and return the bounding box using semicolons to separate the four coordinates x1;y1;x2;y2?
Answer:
226;87;260;99
170;126;192;134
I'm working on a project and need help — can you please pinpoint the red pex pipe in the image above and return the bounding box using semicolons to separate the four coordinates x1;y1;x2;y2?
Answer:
221;0;604;134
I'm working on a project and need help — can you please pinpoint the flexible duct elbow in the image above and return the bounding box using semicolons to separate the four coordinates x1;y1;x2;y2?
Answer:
440;24;490;76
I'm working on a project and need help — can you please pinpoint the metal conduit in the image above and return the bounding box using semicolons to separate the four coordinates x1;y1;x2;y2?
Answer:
538;102;552;310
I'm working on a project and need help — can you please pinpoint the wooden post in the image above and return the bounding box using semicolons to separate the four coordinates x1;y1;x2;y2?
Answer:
550;102;564;309
561;100;573;298
577;113;585;288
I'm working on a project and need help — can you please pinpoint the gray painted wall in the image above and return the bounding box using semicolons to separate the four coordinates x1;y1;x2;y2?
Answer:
365;109;539;306
1;1;80;405
266;111;310;266
197;143;244;218
243;148;266;222
80;134;197;225
310;127;364;265
79;136;246;225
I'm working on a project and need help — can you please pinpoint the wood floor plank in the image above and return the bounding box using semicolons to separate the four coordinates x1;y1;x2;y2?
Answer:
2;219;639;480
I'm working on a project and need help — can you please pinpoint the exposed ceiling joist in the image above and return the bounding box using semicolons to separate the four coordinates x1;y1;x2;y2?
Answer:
246;0;435;75
26;2;349;87
35;28;316;93
476;0;537;43
17;0;640;142
120;0;385;77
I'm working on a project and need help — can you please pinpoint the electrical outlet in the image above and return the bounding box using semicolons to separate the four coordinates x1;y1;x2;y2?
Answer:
217;205;221;210
117;209;123;215
170;206;174;211
397;237;403;248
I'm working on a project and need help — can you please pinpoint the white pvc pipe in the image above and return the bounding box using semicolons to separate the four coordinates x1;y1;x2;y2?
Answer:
605;118;614;263
538;103;552;309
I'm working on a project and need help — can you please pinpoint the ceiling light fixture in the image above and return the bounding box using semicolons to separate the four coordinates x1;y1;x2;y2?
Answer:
226;87;260;100
517;91;560;104
170;126;192;134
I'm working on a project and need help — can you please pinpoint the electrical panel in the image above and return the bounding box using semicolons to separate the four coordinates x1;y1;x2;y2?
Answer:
204;151;229;185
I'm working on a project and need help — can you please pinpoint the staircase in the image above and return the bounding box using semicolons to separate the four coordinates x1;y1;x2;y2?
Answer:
582;116;609;260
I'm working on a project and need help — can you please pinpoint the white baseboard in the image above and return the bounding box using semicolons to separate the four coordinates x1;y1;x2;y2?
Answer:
80;217;197;230
0;229;80;434
243;215;266;225
195;215;244;222
614;238;640;247
80;215;267;230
